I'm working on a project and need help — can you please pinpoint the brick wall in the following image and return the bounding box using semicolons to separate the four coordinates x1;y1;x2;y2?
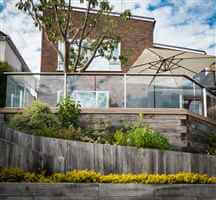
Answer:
41;11;155;72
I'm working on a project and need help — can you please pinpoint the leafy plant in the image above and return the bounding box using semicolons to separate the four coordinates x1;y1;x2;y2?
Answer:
113;121;170;150
35;127;84;141
113;130;128;146
127;126;170;150
57;96;81;128
9;101;60;134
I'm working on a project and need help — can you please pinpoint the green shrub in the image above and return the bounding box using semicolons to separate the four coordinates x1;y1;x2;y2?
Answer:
127;126;170;150
0;61;13;73
113;130;128;145
57;96;81;128
9;101;60;134
114;125;170;150
52;127;83;141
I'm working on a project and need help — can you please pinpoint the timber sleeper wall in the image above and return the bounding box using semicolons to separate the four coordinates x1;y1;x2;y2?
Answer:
1;124;216;175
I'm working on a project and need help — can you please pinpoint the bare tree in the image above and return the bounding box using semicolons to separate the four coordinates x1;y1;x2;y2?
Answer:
16;0;131;72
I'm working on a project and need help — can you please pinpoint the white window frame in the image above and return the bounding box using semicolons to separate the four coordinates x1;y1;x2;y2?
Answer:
72;90;109;108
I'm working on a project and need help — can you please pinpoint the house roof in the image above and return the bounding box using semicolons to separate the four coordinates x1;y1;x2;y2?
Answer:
0;31;30;72
70;6;156;23
153;43;207;54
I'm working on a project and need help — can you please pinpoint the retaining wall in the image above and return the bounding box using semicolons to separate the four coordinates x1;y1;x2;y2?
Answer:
1;124;216;175
0;183;216;200
2;108;216;153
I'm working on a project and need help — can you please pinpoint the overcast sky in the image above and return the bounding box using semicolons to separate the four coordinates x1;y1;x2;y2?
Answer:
0;0;215;72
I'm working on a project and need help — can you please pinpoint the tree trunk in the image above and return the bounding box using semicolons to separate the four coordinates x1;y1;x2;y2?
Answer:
64;41;70;72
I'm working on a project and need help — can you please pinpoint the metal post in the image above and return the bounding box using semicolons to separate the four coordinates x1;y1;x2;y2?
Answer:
179;94;183;109
153;85;156;108
203;88;207;117
64;73;67;98
124;74;127;108
192;82;196;97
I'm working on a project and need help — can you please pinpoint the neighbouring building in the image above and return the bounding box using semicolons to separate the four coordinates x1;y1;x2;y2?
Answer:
0;31;33;108
0;31;30;72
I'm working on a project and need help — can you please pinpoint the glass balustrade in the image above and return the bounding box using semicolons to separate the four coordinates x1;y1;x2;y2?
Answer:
3;73;216;121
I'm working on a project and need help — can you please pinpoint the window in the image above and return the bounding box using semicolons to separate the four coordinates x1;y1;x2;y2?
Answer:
87;42;121;71
72;90;109;108
57;40;121;71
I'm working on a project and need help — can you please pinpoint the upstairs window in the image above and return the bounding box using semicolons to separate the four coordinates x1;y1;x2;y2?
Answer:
87;42;121;71
57;40;121;71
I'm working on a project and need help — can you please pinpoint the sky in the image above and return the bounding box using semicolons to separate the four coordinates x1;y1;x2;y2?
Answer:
0;0;215;72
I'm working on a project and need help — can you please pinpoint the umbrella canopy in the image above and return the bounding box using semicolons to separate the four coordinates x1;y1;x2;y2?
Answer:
129;46;216;79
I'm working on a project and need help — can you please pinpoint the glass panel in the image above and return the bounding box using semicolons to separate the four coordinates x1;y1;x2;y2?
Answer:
126;75;204;115
194;71;216;88
207;91;216;121
67;75;124;108
37;75;64;107
181;77;203;115
6;75;37;108
126;76;154;108
6;75;64;108
154;76;182;108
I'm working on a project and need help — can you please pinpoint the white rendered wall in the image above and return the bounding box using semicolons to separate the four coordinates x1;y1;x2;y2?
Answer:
4;41;22;71
0;40;6;62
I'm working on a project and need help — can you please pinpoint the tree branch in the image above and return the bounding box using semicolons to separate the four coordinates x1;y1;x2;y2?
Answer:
74;0;92;69
65;0;72;37
26;1;64;66
83;8;103;39
80;35;105;71
69;28;82;45
27;1;43;30
54;4;66;39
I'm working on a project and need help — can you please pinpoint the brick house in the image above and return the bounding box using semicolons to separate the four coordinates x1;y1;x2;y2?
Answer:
40;8;156;72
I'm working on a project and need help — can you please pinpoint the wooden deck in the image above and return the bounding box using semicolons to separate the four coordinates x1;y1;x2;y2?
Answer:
1;107;216;126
